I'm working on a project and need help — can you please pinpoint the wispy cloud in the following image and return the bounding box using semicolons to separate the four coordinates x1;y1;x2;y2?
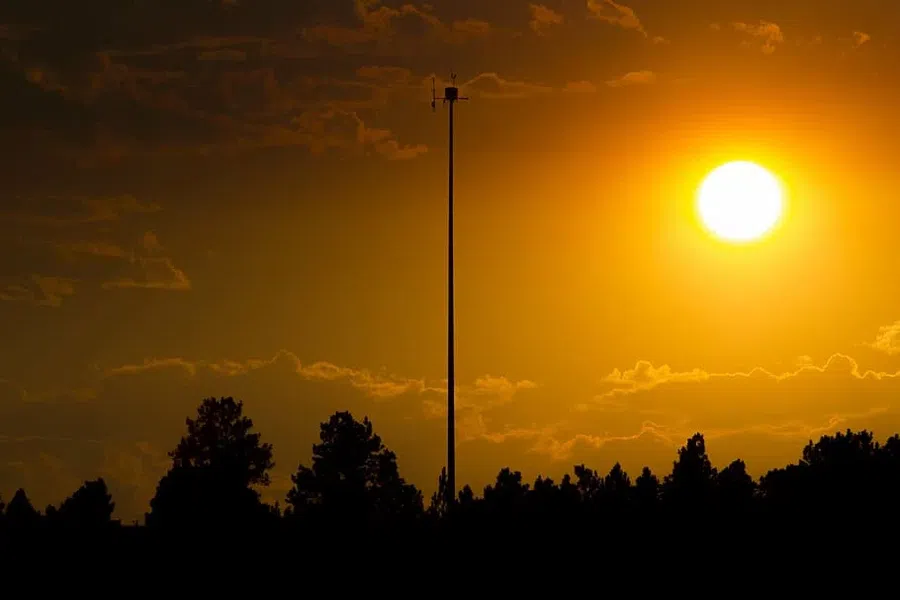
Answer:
867;320;900;355
605;70;656;87
105;357;199;378
563;80;598;93
102;351;540;413
1;195;190;297
56;241;128;260
1;275;76;308
0;195;161;228
478;347;900;463
102;257;191;292
33;275;77;307
0;283;33;304
732;21;784;54
103;350;431;399
303;1;491;48
101;232;191;292
453;19;491;37
459;72;554;100
529;4;564;35
596;353;900;402
587;0;647;37
520;409;894;462
290;107;427;160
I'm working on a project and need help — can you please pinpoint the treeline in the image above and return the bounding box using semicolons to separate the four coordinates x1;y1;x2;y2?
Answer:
2;396;900;549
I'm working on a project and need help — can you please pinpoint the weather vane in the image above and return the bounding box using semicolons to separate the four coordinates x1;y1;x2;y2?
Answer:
432;72;468;507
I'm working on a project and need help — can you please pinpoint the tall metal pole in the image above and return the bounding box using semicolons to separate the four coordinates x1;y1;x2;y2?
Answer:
432;73;467;508
447;92;455;507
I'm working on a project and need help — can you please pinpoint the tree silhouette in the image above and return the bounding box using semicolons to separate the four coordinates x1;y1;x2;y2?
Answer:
573;464;602;503
6;488;40;528
458;484;476;509
602;462;632;510
56;478;116;528
428;466;478;518
147;397;275;529
286;411;423;526
716;459;756;512
760;428;884;518
170;396;274;487
634;466;660;508
3;390;898;553
483;468;530;510
663;433;717;510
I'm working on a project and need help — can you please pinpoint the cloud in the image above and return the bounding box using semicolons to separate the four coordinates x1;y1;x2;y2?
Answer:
291;107;427;160
453;19;491;37
103;350;432;399
581;352;900;452
853;31;871;47
32;275;76;307
0;195;161;228
0;197;189;297
460;72;553;100
867;320;900;355
102;351;541;421
141;231;163;254
563;80;598;93
605;70;656;87
0;16;431;166
91;230;191;292
732;21;784;54
0;283;33;304
482;351;900;471
102;257;191;292
464;328;900;471
356;65;413;84
524;421;677;461
601;360;710;393
587;0;647;37
523;410;897;463
529;4;564;35
105;357;199;378
474;375;538;396
83;196;162;223
56;241;128;259
1;275;76;308
596;353;900;401
303;1;489;48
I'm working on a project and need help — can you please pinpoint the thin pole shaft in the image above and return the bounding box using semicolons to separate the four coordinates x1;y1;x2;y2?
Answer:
447;98;456;507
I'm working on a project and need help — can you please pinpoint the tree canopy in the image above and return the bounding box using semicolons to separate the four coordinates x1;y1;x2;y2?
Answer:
3;395;900;561
146;396;275;529
285;411;423;525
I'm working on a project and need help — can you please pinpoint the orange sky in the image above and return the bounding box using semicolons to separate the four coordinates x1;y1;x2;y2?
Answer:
3;0;900;521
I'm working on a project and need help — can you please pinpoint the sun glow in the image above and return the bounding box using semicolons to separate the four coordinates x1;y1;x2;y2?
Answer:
697;161;784;243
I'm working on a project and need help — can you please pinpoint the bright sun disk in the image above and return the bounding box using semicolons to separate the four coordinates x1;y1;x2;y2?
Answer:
697;161;783;242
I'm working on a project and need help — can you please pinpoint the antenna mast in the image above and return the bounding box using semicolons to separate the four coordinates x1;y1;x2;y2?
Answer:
432;72;468;508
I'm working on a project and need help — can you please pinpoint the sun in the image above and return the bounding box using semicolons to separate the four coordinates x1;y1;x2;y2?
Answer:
697;161;784;243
